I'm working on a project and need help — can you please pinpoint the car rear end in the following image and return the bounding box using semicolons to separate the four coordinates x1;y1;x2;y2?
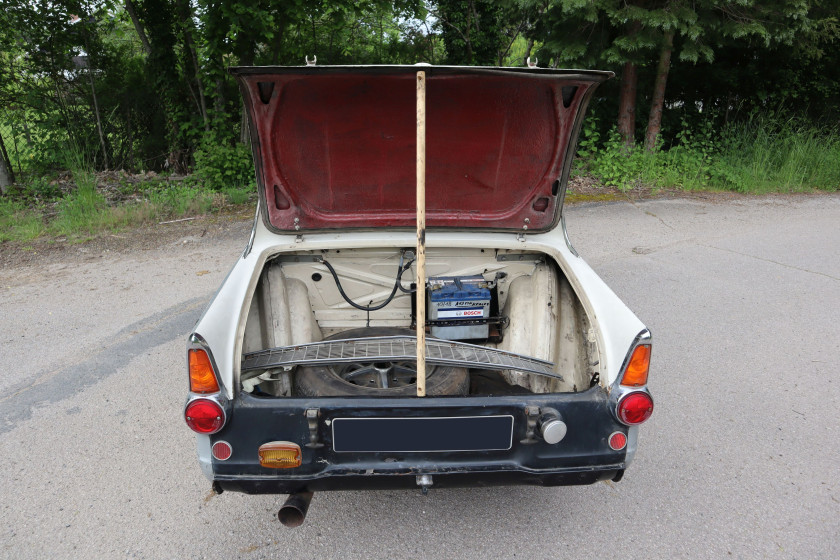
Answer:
185;227;654;495
183;65;654;525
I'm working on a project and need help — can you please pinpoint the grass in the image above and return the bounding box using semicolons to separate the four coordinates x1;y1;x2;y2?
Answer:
145;183;216;218
576;114;840;193
50;170;110;236
715;117;840;193
0;171;248;243
0;199;45;242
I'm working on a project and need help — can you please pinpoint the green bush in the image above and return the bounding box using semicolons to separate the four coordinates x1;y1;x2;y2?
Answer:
192;141;256;191
20;175;63;201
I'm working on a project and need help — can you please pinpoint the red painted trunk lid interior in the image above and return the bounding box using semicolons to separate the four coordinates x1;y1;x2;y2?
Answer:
231;66;611;232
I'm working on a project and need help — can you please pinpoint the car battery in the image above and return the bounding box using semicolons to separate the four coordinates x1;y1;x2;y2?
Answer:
427;275;491;341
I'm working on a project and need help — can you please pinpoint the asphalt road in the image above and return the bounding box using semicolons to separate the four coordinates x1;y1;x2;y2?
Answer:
1;195;838;559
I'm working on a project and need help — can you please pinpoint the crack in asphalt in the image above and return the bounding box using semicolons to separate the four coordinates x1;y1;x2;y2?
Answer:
0;296;210;435
703;244;840;282
625;199;676;230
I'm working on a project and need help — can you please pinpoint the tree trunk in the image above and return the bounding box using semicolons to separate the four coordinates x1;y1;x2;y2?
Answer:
464;2;474;63
177;0;209;131
9;124;22;174
214;77;225;114
645;30;675;151
125;0;152;55
271;24;285;64
617;61;638;148
127;107;135;171
0;131;13;192
87;65;109;169
0;159;10;194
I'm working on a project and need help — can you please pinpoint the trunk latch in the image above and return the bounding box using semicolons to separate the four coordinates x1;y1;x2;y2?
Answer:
304;408;324;448
520;406;541;444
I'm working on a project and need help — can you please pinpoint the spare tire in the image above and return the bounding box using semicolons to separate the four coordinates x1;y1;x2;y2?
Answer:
294;327;469;397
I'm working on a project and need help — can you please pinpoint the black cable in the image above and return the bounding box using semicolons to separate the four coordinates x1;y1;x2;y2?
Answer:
319;254;415;312
397;260;416;293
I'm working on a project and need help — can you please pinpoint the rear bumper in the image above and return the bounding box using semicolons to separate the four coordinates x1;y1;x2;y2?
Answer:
214;467;623;494
206;387;629;494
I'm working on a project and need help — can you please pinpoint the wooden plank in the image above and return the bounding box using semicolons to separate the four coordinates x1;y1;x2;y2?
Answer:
416;71;427;397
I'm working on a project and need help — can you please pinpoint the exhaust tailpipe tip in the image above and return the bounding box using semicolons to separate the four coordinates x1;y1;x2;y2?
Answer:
277;492;314;528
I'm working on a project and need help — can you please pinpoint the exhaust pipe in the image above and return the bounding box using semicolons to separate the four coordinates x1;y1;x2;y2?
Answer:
277;492;313;528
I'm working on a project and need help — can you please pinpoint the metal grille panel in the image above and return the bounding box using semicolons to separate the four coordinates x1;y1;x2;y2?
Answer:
242;336;560;380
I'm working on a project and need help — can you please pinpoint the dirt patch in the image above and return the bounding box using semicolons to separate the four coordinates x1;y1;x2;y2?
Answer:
564;175;838;206
0;209;253;269
564;175;743;204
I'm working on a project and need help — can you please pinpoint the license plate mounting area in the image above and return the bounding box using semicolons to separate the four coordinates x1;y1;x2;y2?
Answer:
331;415;514;453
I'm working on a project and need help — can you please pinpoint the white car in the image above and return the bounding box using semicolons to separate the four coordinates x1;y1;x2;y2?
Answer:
184;65;653;527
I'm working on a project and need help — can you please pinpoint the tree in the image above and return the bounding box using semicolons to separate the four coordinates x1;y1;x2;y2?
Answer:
530;0;817;149
124;0;152;55
644;28;674;150
432;0;508;65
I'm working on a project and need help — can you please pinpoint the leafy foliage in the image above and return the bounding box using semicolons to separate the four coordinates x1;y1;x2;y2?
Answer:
192;141;255;191
0;0;838;206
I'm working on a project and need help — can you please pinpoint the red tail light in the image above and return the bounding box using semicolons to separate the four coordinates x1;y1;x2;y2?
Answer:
185;398;225;434
617;391;654;425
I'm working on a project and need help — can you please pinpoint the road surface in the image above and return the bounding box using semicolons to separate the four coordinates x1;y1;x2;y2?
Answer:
1;195;838;559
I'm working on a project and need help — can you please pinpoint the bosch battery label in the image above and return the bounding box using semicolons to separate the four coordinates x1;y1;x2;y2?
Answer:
437;308;486;319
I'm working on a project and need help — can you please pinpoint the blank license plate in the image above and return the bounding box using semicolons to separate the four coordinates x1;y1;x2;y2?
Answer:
331;415;514;453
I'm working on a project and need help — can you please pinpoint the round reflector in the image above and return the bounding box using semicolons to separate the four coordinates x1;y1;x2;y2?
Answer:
617;391;654;425
185;399;225;434
608;431;627;450
212;440;232;461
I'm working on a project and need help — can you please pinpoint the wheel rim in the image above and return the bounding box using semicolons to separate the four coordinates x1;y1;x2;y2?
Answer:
332;361;435;389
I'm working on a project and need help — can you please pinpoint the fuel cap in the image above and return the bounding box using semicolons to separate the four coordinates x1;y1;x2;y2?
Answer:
540;418;568;444
538;408;567;444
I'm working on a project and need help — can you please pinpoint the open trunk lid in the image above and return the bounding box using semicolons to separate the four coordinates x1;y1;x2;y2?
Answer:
231;65;611;233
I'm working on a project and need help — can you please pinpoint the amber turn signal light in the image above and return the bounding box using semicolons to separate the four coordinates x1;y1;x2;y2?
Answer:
620;344;651;387
189;349;220;393
259;442;302;469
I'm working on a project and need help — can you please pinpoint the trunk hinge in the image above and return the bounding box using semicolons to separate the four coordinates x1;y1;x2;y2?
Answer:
517;218;530;242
